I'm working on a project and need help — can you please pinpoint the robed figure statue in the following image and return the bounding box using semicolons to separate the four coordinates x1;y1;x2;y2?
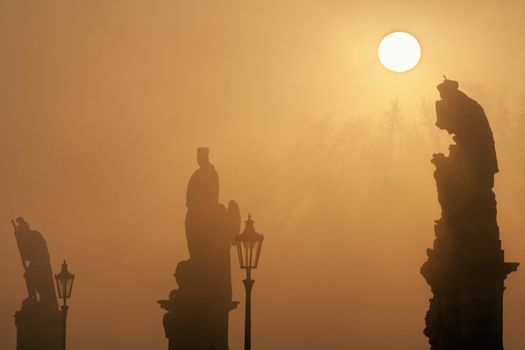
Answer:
421;78;518;350
160;148;240;350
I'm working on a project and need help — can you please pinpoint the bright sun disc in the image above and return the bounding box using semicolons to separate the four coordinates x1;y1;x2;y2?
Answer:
378;32;421;72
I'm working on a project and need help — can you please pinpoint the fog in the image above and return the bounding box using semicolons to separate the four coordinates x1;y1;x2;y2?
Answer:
1;1;524;349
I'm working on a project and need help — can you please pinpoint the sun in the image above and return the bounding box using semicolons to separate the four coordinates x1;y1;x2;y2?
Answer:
378;32;421;72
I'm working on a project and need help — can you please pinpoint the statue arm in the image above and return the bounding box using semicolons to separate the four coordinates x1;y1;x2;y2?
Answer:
225;200;241;243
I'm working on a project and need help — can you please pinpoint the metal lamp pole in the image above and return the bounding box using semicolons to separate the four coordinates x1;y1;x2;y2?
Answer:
243;268;254;350
61;298;69;350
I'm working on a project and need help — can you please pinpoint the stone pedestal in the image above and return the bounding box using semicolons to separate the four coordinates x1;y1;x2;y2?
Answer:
15;299;61;350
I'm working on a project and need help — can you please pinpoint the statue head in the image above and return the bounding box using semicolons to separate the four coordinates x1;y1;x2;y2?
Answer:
437;77;459;100
15;217;30;231
197;147;210;168
435;78;464;134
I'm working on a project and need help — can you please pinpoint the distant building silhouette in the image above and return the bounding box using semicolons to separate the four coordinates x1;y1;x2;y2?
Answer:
159;148;240;350
421;79;519;350
12;217;61;350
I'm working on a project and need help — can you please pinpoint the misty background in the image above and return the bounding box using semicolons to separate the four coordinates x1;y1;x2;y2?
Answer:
1;1;524;349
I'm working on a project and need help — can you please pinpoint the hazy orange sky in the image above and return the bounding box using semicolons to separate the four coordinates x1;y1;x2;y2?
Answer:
1;1;525;349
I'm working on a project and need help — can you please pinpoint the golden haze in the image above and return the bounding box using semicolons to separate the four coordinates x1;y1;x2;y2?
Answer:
1;1;524;349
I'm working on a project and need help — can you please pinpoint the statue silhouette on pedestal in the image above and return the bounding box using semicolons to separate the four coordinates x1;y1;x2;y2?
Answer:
12;217;61;350
159;148;240;350
421;78;519;350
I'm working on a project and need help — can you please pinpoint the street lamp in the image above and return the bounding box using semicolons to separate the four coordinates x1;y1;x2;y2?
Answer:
55;260;75;350
234;215;264;350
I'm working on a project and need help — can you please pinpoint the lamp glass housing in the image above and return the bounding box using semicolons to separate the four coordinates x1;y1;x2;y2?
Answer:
55;261;75;299
235;216;264;269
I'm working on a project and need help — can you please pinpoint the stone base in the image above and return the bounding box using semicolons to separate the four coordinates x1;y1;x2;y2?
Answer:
14;299;61;350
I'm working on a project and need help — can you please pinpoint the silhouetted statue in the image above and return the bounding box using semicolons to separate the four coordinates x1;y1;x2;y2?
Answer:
12;218;61;350
421;78;519;350
14;217;58;307
160;148;240;350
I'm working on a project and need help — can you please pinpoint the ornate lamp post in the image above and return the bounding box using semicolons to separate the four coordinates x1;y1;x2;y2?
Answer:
54;260;75;350
234;215;264;350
